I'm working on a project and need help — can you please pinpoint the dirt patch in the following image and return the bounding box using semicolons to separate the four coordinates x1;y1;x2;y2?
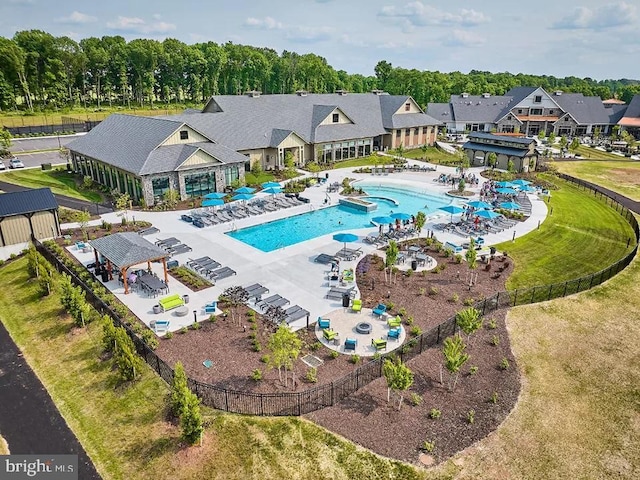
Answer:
606;167;640;186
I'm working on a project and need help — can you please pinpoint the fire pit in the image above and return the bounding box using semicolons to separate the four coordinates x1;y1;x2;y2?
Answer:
355;322;372;334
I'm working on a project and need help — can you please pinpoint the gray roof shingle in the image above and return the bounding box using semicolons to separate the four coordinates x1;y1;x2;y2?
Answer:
89;232;169;268
552;93;612;124
469;132;534;145
0;188;58;217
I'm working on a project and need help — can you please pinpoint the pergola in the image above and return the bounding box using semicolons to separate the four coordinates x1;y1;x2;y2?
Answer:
89;232;170;294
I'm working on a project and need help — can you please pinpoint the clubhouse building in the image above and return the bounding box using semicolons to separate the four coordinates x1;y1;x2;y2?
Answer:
68;91;440;206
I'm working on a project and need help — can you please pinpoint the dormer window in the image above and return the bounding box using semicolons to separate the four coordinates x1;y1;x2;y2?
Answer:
332;113;339;123
405;103;411;111
180;130;189;140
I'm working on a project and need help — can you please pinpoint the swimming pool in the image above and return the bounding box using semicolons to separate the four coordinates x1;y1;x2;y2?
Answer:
227;183;458;252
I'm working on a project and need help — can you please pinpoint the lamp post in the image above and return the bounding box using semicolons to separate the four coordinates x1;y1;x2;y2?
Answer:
193;310;197;324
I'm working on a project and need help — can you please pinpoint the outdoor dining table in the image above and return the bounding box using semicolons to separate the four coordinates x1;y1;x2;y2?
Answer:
408;245;422;256
138;273;168;297
415;253;431;266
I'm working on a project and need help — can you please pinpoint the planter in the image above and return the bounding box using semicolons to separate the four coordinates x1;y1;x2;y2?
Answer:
153;304;162;314
182;294;190;304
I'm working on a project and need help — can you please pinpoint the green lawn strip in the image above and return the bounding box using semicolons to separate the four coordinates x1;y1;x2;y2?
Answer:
0;169;102;203
245;171;276;186
400;146;459;164
495;175;635;289
0;258;425;480
573;144;631;161
553;159;640;202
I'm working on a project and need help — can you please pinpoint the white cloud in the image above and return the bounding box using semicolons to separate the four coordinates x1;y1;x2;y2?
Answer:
552;2;637;30
244;16;284;30
379;1;490;31
106;16;176;34
442;30;485;48
55;11;97;24
286;26;333;43
377;39;416;49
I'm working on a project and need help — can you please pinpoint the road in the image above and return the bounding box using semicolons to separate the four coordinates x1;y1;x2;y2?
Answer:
9;134;80;153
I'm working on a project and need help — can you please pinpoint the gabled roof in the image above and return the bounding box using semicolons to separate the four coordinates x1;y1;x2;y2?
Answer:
89;232;169;269
608;104;628;124
447;94;515;123
0;188;58;217
462;141;532;158
426;102;454;121
619;95;640;127
469;132;535;146
552;93;612;124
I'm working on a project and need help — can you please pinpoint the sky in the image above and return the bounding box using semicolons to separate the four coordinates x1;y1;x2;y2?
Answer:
1;0;639;81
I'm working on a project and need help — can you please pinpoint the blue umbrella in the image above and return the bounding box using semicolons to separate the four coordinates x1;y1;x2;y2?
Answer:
475;209;501;219
496;187;518;195
333;232;359;255
439;204;465;223
520;185;537;192
372;215;395;225
204;192;226;199
234;186;256;194
232;193;255;202
511;179;531;187
390;212;412;221
496;181;514;188
202;198;225;207
261;181;281;189
466;200;492;210
262;187;282;195
499;201;521;210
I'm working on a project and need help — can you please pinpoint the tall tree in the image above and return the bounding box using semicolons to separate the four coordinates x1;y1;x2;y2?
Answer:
382;357;414;410
267;324;302;388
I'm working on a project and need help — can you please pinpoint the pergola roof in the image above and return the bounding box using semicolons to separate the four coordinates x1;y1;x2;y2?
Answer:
89;232;169;269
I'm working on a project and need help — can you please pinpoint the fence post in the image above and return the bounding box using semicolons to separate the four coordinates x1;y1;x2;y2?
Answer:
563;281;568;297
548;284;553;301
513;289;518;306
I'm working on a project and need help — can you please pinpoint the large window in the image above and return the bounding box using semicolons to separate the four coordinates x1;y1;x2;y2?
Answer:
530;108;542;115
224;166;239;185
152;177;170;199
185;172;216;198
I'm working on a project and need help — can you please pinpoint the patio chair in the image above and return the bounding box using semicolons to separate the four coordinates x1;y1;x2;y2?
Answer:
387;327;402;341
317;317;330;329
372;303;387;317
387;316;402;328
351;299;362;313
372;338;387;351
323;328;338;342
344;338;357;351
285;306;309;324
203;301;217;314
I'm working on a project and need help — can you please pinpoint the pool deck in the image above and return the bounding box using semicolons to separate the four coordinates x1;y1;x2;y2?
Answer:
61;161;548;333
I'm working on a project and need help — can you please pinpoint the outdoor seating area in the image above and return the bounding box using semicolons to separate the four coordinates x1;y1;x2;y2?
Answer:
185;256;236;284
158;293;185;312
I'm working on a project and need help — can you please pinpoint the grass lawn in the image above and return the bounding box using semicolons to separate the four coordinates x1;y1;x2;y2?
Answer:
0;258;424;480
244;171;276;186
0;169;103;203
552;159;640;202
400;146;460;165
494;174;636;290
573;144;631;161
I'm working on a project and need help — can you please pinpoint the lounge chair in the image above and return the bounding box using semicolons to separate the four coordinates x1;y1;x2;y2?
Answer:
351;299;362;313
372;304;387;317
138;226;159;236
344;338;357;351
372;338;387;351
387;327;402;341
285;305;309;324
323;328;338;341
387;316;402;328
209;266;236;281
315;253;338;264
153;320;170;334
317;317;330;329
168;243;192;255
156;237;180;247
326;286;354;300
258;295;290;309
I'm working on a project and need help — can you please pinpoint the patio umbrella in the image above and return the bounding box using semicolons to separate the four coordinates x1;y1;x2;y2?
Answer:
202;198;225;207
333;232;359;255
511;179;531;187
466;200;492;210
475;209;501;220
262;187;282;195
496;181;514;188
520;185;537;192
261;181;281;189
234;186;256;194
438;204;465;223
372;215;395;226
390;212;412;221
499;201;521;210
204;192;226;199
231;193;255;202
496;187;518;195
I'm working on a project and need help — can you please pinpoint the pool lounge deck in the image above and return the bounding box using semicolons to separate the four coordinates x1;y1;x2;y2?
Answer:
61;162;548;333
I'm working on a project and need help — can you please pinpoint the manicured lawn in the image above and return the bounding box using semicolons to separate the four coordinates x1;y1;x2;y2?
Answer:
0;258;424;480
573;144;631;160
245;171;276;186
400;146;460;165
0;169;103;203
553;159;640;201
495;174;635;289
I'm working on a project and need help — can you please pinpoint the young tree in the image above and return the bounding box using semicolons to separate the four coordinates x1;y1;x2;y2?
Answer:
465;238;477;271
487;152;497;170
458;178;466;193
442;334;469;391
569;137;580;154
113;326;142;381
459;153;470;175
163;188;180;208
385;240;399;268
114;192;131;222
537;130;546;142
180;389;204;446
414;211;426;233
78;209;91;240
395;143;405;159
507;159;515;173
455;307;483;343
221;286;249;326
306;161;321;179
170;361;189;417
547;131;556;145
267;324;302;388
0;128;11;157
382;357;414;410
558;135;568;153
593;127;601;142
101;315;118;354
420;144;428;159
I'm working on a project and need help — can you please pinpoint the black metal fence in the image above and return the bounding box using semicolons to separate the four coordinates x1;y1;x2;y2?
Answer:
35;173;639;416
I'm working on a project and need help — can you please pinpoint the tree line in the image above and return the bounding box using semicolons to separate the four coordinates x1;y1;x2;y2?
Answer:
1;30;639;113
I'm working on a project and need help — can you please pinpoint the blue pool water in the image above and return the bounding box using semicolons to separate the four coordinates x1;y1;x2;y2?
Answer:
227;184;458;252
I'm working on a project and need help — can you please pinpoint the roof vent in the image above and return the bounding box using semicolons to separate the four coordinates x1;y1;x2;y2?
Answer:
246;90;262;98
554;90;563;96
371;89;385;95
335;89;348;96
482;93;491;98
295;90;308;97
461;92;469;98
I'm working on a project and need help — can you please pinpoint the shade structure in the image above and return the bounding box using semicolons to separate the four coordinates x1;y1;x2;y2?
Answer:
261;181;281;189
439;204;465;223
496;181;514;188
372;215;395;225
520;185;537;192
475;209;501;219
511;179;531;187
499;201;521;210
466;200;492;210
496;187;518;195
204;192;226;199
333;232;358;255
231;193;255;202
390;212;412;221
234;186;256;194
262;187;282;195
202;198;225;207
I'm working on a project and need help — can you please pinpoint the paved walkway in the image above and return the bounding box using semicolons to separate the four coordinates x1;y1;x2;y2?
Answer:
0;321;101;479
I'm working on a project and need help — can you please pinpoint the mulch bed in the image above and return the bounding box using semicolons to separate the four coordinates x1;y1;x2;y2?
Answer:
154;237;521;464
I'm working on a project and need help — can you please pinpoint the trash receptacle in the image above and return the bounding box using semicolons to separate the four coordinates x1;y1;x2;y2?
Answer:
325;172;329;180
411;260;418;271
490;246;497;255
167;260;179;269
182;294;190;304
342;293;350;308
101;270;109;282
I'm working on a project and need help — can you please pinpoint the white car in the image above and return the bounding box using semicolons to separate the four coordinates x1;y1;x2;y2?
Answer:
8;157;25;169
0;159;5;170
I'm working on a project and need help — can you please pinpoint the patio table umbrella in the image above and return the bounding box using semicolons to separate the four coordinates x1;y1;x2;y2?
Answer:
496;187;518;195
475;209;501;220
262;187;282;195
499;201;521;210
234;186;256;194
202;198;225;207
390;212;412;221
333;232;359;256
466;200;492;210
496;181;514;188
438;204;465;223
261;181;281;189
520;185;537;193
372;215;395;226
204;192;226;199
511;179;531;187
231;193;255;202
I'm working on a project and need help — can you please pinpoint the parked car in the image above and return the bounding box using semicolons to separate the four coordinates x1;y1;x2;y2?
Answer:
0;159;5;170
8;157;25;169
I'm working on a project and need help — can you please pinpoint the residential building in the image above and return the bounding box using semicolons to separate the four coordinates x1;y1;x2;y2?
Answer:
68;91;440;206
